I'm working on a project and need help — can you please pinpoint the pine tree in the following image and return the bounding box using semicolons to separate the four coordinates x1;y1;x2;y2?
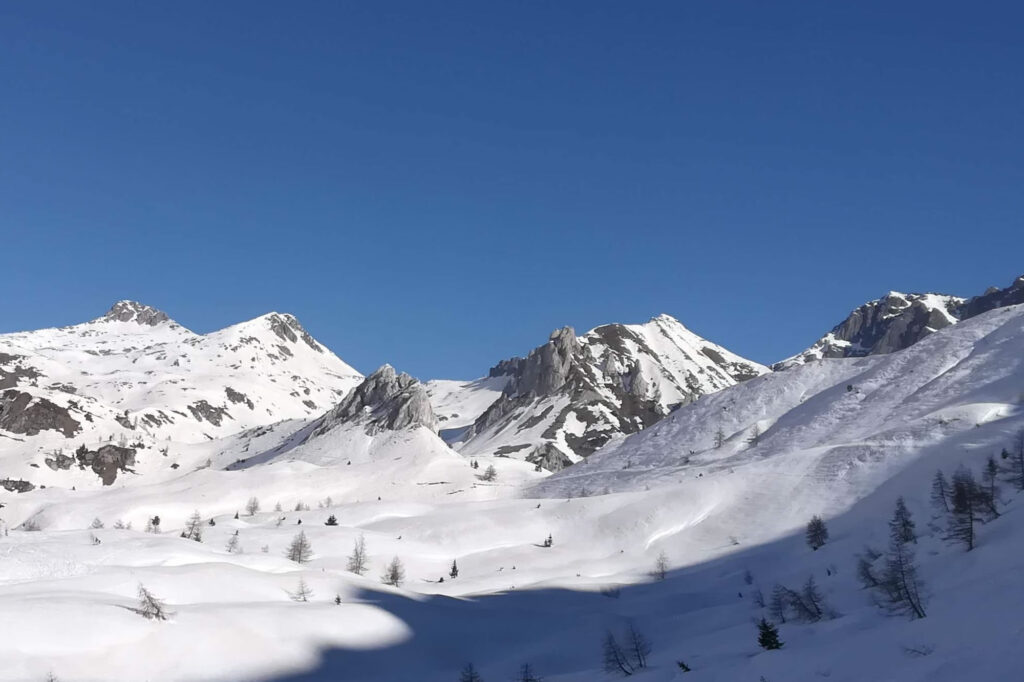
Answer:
381;556;405;587
325;514;339;526
450;559;459;579
481;464;497;482
805;515;829;550
747;424;761;446
90;517;104;529
136;583;170;621
181;510;203;542
768;584;788;623
800;575;827;621
458;663;483;682
714;427;725;449
286;530;313;563
346;534;368;575
930;470;950;514
757;618;783;650
225;533;241;554
855;546;882;589
891;497;916;544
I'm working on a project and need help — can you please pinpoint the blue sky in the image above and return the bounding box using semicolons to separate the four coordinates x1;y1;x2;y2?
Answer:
2;2;1022;378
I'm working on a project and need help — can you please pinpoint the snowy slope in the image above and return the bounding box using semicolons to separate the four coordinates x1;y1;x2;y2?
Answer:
0;301;362;489
457;314;768;469
0;305;1023;681
423;376;509;432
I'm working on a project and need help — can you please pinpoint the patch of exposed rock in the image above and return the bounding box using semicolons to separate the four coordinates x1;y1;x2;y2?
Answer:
0;390;80;437
102;300;171;326
75;444;137;485
313;365;437;437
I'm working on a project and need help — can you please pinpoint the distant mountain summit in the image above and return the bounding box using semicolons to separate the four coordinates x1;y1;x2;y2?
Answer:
454;314;768;470
776;274;1024;370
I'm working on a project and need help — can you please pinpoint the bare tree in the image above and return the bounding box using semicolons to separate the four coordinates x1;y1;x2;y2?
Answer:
1011;428;1024;491
288;577;313;602
136;583;171;621
286;530;313;563
930;470;950;513
855;546;882;589
458;663;483;682
652;551;669;580
225;532;241;554
245;497;260;516
601;624;651;676
747;424;761;446
515;663;542;681
981;455;1001;517
346;534;368;575
381;556;405;587
880;498;927;619
481;465;497;482
714;427;725;449
90;517;104;529
181;510;203;542
948;467;980;550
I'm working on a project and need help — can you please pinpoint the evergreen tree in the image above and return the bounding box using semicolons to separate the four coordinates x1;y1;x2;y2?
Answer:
449;559;459;579
757;618;783;650
481;464;497;482
768;584;788;623
714;427;725;449
325;514;339;526
346;534;368;575
286;530;313;563
855;546;882;589
381;556;405;587
805;515;829;550
225;533;241;554
930;470;950;514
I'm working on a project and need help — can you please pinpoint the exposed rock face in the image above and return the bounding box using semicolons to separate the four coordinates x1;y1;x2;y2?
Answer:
266;314;323;353
0;478;35;493
187;400;231;426
777;275;1024;369
102;300;170;326
225;387;255;410
959;275;1024;320
0;390;80;438
460;315;768;466
313;365;438;437
0;353;42;390
75;444;137;485
44;452;75;470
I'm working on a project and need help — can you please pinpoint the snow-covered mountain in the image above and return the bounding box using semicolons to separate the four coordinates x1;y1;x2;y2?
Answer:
776;274;1024;369
454;314;768;470
0;301;362;488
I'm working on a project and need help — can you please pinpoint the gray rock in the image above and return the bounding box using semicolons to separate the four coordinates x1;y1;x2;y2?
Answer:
313;364;438;437
102;301;170;326
75;444;137;486
0;390;80;438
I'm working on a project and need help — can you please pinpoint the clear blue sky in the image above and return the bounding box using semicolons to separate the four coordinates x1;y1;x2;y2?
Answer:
2;2;1022;378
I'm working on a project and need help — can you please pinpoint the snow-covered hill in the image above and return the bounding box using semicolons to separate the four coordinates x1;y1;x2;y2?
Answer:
455;314;768;470
0;301;362;489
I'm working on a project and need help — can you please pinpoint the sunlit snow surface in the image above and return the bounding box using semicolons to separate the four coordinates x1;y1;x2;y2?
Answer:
1;305;1023;681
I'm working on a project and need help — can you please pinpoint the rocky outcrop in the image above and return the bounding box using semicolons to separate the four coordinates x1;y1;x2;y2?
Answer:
0;478;35;493
266;314;323;353
0;353;42;390
777;275;1024;369
75;444;137;485
460;315;767;466
102;300;170;326
44;452;75;470
187;400;231;426
958;275;1024;320
0;390;80;438
313;365;438;437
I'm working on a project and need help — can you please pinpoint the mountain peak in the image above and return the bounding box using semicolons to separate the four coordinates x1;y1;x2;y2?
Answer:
100;300;171;326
